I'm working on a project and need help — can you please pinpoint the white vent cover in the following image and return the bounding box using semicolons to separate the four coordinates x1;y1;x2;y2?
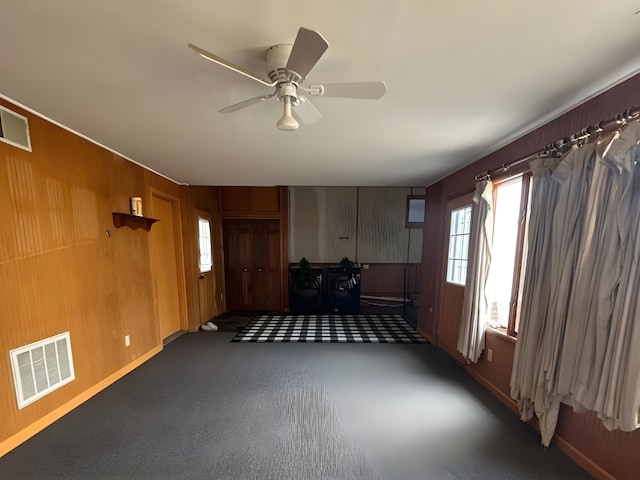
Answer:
10;332;75;409
0;105;32;152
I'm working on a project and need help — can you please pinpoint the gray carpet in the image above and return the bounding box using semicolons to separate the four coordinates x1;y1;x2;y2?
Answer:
0;332;592;479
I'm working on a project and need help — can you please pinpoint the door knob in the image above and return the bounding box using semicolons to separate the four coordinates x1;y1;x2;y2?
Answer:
258;268;262;272
199;274;205;279
243;268;248;272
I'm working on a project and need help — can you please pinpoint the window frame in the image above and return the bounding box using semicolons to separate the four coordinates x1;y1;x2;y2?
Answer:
197;216;213;274
491;172;531;337
405;195;426;228
445;203;473;286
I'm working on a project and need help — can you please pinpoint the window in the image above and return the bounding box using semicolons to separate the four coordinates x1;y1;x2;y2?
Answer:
198;217;212;273
486;174;530;336
406;195;425;228
446;205;472;285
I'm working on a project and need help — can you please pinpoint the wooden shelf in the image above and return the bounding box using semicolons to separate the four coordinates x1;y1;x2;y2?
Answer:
112;212;159;232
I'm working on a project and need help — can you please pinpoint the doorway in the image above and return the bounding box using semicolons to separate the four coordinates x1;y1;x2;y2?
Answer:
149;191;185;340
437;192;474;363
223;219;282;310
196;209;217;324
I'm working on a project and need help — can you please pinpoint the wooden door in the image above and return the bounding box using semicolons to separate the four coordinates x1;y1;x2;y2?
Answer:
222;219;282;310
251;220;281;309
437;193;474;363
250;220;268;307
223;220;253;309
149;194;183;339
196;209;217;324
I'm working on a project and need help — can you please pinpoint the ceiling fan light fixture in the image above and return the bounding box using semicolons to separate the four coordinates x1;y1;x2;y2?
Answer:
277;96;299;131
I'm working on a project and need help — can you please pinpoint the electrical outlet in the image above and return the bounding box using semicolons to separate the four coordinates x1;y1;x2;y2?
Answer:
487;348;493;362
125;335;130;347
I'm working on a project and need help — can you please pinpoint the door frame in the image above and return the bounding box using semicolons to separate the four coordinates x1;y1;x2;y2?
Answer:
436;191;474;361
219;186;288;312
221;217;285;311
148;188;189;343
195;208;218;322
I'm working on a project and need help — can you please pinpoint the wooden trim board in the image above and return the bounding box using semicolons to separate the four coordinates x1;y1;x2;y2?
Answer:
416;326;435;344
466;366;519;415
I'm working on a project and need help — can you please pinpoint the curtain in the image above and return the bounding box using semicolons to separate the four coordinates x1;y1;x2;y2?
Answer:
595;122;640;431
457;179;493;363
510;156;562;441
537;143;597;445
511;120;640;446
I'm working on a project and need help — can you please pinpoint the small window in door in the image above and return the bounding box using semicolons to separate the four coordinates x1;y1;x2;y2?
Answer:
198;217;212;273
446;205;472;285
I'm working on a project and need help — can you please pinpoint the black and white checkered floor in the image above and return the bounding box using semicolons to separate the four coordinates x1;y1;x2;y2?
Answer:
231;314;427;343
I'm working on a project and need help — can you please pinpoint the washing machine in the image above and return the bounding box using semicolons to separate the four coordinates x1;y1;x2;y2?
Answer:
288;265;324;314
327;266;361;314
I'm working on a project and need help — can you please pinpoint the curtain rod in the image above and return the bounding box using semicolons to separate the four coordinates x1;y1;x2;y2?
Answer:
474;106;640;182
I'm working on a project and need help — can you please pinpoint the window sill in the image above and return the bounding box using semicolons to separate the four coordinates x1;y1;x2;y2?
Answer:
485;326;517;344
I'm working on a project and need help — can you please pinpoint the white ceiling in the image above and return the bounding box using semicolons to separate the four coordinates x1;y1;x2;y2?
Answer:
1;1;640;187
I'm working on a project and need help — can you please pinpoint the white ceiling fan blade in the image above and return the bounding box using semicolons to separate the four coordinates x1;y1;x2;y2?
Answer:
188;43;275;87
219;93;275;113
293;96;323;125
308;82;387;99
285;28;329;81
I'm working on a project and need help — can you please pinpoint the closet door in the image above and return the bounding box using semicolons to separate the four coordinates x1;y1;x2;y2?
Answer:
250;220;268;308
223;219;282;310
252;220;281;309
223;220;253;309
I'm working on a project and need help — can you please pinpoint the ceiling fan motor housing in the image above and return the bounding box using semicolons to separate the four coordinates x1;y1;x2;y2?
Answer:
266;44;301;85
266;44;302;104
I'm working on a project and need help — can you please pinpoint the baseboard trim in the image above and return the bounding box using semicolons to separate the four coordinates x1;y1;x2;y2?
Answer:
466;367;519;415
0;345;162;457
553;433;616;480
465;366;614;480
416;326;435;344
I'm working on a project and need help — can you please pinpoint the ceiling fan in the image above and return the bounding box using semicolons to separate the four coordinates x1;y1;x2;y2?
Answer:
188;27;386;131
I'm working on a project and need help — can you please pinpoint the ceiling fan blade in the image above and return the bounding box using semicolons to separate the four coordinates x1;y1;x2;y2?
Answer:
285;28;329;81
293;96;323;125
188;43;275;87
219;93;275;113
308;82;387;99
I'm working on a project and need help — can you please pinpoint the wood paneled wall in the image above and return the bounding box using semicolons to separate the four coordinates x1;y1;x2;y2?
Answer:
418;73;640;480
0;98;189;455
360;263;421;296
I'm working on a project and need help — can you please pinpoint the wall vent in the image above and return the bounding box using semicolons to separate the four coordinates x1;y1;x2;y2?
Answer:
10;332;75;409
0;105;32;152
